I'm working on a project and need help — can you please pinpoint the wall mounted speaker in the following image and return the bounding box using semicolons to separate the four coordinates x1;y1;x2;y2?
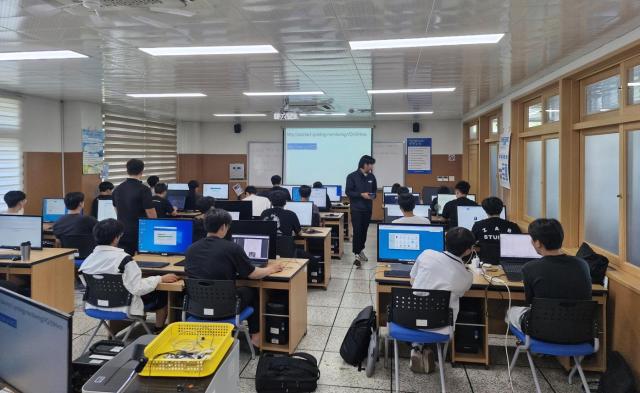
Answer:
234;123;242;133
412;122;420;133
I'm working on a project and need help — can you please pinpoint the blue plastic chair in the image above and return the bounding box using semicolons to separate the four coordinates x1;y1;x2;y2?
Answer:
385;288;453;393
508;298;599;393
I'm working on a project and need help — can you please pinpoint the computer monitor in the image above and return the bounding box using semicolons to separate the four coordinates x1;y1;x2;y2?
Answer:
0;215;43;249
137;218;193;255
203;183;229;200
285;201;313;226
229;211;240;220
42;198;67;223
167;194;187;211
422;186;441;205
168;183;189;191
385;204;430;222
377;223;445;263
383;186;413;193
232;234;269;264
308;188;327;209
500;234;541;260
214;200;252;220
0;287;71;393
436;194;477;215
291;186;301;201
383;193;420;206
325;185;342;202
457;206;507;230
230;220;277;259
97;199;117;221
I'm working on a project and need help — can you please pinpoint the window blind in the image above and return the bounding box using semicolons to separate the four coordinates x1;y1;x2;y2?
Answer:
0;96;22;211
103;113;177;185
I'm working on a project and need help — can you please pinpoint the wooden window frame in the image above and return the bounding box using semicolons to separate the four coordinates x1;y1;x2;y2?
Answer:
579;66;621;122
520;134;559;223
544;93;560;124
524;97;544;130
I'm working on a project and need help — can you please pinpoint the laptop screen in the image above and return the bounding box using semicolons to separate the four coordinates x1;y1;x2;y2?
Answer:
97;199;117;221
500;234;541;259
457;206;506;230
232;234;269;263
285;201;313;226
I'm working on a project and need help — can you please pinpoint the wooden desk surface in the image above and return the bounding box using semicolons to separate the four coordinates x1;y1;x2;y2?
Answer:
175;211;201;218
320;212;344;220
298;227;331;238
430;216;447;224
0;247;75;267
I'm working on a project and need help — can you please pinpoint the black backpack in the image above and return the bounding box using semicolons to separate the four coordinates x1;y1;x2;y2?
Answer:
340;306;376;370
596;351;637;393
576;242;609;285
255;352;320;393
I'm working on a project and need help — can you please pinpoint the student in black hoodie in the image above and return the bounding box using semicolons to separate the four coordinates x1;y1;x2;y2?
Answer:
442;181;478;228
345;155;377;267
472;197;521;262
184;180;200;211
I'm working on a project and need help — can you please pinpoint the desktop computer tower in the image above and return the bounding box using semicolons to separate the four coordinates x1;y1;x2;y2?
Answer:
307;254;325;284
265;301;289;345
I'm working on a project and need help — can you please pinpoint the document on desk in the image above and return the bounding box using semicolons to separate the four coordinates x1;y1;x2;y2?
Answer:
388;233;420;250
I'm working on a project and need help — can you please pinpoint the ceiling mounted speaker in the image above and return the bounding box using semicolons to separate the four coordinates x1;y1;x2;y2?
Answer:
234;123;242;134
412;122;420;133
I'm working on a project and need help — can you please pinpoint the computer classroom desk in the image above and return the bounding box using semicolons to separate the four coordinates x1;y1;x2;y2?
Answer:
0;248;76;313
320;212;345;258
296;227;332;289
375;264;608;372
136;255;309;355
330;203;352;241
175;211;201;219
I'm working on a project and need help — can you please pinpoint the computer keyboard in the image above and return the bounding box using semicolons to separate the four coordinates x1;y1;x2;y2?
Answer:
501;263;524;282
384;270;411;279
135;261;170;269
302;228;321;234
174;260;186;267
0;254;20;261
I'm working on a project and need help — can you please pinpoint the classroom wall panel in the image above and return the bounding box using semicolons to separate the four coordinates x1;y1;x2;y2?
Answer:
23;152;63;215
63;152;101;211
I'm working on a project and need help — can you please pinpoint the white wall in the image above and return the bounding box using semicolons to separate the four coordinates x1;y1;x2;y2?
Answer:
63;101;102;153
178;119;463;155
21;95;62;152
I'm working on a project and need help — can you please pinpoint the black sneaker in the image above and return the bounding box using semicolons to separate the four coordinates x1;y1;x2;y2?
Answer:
353;254;362;268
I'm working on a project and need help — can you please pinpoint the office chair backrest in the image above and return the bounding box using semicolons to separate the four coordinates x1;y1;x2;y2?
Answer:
184;279;238;320
389;288;452;330
60;234;97;259
82;274;132;308
276;235;297;258
526;298;598;344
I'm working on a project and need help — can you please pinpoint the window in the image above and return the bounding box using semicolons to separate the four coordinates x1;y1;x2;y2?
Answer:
489;143;498;197
583;132;619;254
525;140;542;218
627;65;640;105
0;96;22;211
526;101;543;128
545;138;559;219
469;124;478;140
585;75;620;115
103;113;177;184
545;95;560;123
628;130;640;266
490;117;499;135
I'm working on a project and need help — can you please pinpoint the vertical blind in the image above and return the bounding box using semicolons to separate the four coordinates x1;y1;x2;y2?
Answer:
0;96;22;211
103;113;177;185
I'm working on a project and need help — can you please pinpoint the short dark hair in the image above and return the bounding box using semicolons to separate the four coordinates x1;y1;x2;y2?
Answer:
481;197;504;216
397;186;410;194
188;180;199;191
437;186;452;195
204;208;232;233
455;181;471;195
312;181;323;188
528;218;564;250
299;185;311;199
64;192;85;210
358;155;376;169
196;196;215;214
147;176;159;188
93;219;124;246
398;193;416;212
445;227;476;257
126;159;144;176
269;190;287;207
154;183;168;195
98;182;114;193
391;183;401;193
4;190;26;208
245;186;257;194
271;175;282;185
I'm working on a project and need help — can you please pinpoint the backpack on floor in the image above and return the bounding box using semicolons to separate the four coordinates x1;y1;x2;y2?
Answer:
340;305;377;371
596;351;637;393
255;352;320;393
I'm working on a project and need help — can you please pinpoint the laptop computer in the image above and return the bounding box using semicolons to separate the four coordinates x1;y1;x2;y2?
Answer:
499;234;541;281
384;263;413;278
232;234;270;267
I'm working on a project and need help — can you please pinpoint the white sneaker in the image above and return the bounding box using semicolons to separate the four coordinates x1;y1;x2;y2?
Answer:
358;251;368;261
353;254;362;267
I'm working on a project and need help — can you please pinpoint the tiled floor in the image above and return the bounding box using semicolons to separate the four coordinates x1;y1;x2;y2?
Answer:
71;225;596;392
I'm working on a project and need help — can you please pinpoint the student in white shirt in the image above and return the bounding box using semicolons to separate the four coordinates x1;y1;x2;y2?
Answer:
79;219;178;331
2;190;26;215
392;192;431;224
243;186;271;217
409;227;475;374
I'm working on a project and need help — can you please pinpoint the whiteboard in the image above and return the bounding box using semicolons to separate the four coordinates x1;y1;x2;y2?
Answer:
248;142;283;187
373;142;404;188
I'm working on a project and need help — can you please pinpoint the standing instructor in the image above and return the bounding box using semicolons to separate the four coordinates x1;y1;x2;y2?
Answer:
346;155;377;267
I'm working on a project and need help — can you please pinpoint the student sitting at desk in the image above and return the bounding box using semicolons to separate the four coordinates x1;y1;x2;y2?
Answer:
185;208;284;347
53;192;98;241
262;175;292;201
393;192;431;224
391;183;401;194
298;185;321;227
472;197;521;263
184;180;200;211
442;181;478;228
2;190;26;215
192;196;215;242
79;219;179;332
260;191;301;236
430;186;451;216
506;219;592;333
242;186;271;217
313;181;333;212
90;181;114;218
147;175;159;193
152;183;177;218
409;227;474;373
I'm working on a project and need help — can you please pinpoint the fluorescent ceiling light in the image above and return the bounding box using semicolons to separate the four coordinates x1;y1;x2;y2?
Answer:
376;111;433;115
299;113;347;117
127;93;206;98
0;50;87;61
244;91;325;96
368;88;455;94
213;113;266;117
628;82;640;86
545;109;560;113
139;45;278;56
350;34;504;50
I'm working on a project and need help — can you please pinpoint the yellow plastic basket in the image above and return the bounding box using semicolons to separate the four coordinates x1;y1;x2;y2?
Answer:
139;322;235;378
